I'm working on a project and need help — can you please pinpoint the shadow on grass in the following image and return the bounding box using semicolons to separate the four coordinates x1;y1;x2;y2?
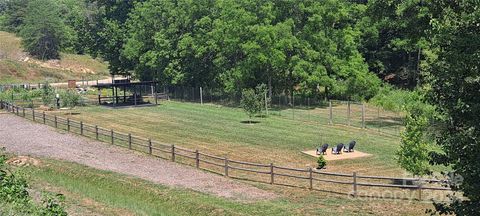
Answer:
240;120;261;124
63;112;81;115
365;119;403;128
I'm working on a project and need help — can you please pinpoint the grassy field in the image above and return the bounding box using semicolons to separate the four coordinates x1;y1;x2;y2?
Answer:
10;157;431;216
0;31;109;84
57;100;404;177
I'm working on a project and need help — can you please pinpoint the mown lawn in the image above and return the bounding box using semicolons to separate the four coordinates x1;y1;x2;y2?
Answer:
22;158;432;216
58;100;404;177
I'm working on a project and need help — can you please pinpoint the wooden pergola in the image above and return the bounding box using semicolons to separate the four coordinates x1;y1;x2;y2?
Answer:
92;80;158;107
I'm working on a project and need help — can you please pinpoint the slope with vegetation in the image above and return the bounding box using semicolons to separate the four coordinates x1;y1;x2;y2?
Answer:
0;31;108;84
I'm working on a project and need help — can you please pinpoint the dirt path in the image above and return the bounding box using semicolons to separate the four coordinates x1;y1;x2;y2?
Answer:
0;114;276;201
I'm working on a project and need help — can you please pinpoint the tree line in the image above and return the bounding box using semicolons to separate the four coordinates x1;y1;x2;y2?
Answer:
1;1;479;214
0;0;433;101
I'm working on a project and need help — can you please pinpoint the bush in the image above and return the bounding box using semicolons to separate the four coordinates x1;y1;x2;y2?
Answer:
0;149;67;215
369;85;423;112
41;83;55;106
60;89;81;110
317;155;327;169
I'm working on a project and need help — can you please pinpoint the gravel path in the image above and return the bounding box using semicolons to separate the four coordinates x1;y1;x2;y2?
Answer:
0;113;276;201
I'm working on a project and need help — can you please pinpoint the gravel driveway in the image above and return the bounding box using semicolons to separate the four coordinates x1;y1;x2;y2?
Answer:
0;113;276;201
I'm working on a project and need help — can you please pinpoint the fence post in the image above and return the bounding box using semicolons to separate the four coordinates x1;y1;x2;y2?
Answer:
353;172;358;198
80;121;83;135
54;115;57;128
361;103;366;128
329;101;333;125
110;129;114;145
43;112;46;124
22;107;25;117
67;118;70;131
148;139;152;154
270;163;274;184
347;101;351;126
95;126;99;140
418;180;423;201
309;167;313;190
195;150;199;168
16;106;19;115
128;133;132;149
171;144;175;162
200;87;203;105
224;158;229;177
32;108;35;121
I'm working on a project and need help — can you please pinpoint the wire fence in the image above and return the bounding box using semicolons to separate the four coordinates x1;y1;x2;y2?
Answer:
1;84;404;136
1;101;452;202
163;86;404;137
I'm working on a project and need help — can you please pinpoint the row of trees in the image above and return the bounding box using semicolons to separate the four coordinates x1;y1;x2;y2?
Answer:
1;0;435;100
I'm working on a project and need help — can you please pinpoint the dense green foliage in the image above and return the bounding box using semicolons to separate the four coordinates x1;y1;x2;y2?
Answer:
0;150;67;215
121;0;381;100
424;1;480;214
59;89;81;110
1;0;480;214
397;112;431;176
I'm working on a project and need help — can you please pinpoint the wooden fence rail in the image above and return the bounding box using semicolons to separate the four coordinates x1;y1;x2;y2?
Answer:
0;101;452;201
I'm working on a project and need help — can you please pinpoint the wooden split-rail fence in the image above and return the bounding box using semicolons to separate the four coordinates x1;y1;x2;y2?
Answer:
0;101;451;201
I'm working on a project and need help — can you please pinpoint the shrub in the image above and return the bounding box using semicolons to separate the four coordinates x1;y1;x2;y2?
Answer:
317;155;327;169
0;149;67;215
60;89;81;110
41;82;55;106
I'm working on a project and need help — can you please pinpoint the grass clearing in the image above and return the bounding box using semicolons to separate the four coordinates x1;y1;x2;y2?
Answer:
57;100;404;177
21;158;433;215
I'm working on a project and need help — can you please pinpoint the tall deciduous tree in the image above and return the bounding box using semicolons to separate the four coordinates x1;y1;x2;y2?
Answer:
20;0;66;60
426;0;480;214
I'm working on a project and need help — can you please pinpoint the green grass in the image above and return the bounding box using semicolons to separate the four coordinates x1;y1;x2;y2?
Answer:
59;100;404;177
21;158;432;215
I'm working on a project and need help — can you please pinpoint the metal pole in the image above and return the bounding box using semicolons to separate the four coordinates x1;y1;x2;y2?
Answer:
329;101;333;125
200;87;203;105
171;144;175;162
265;92;268;116
347;101;351;126
54;116;57;128
43;112;46;124
67;118;70;131
362;103;366;128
